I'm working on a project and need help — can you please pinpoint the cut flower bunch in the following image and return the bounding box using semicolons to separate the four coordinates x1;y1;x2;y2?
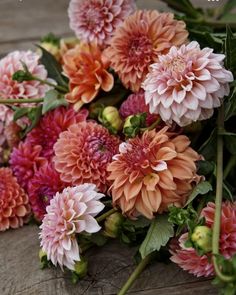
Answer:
1;0;236;294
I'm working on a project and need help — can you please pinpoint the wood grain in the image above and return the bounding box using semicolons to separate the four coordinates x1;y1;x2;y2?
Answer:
0;225;217;295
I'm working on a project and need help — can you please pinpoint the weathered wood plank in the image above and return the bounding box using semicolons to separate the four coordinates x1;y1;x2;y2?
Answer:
0;225;217;295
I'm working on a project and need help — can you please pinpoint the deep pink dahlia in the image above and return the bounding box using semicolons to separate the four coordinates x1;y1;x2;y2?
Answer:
39;184;105;270
170;201;236;277
119;90;159;126
26;106;88;160
54;122;120;193
10;142;47;190
143;41;234;126
0;50;52;100
68;0;136;47
28;162;67;221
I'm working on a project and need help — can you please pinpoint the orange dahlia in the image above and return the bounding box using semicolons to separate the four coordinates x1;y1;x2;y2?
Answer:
105;10;188;92
63;43;114;109
107;127;200;219
54;122;120;193
0;168;31;231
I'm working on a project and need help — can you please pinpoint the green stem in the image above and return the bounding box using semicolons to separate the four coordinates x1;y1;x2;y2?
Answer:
117;253;155;295
212;105;234;283
185;18;236;30
32;76;68;93
0;98;44;104
223;155;236;180
96;208;117;223
140;118;162;132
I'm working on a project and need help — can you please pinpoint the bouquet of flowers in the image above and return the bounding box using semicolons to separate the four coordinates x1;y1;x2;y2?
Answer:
1;0;236;294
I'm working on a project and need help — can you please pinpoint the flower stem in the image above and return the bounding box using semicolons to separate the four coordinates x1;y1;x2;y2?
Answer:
32;76;68;93
117;253;155;295
0;98;44;104
96;208;117;223
212;105;234;283
140;118;161;132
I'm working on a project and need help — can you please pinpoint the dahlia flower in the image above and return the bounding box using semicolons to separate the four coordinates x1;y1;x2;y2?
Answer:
143;41;234;127
107;127;200;219
26;106;88;160
10;142;47;190
39;184;105;270
105;10;188;92
54;122;120;193
0;50;52;100
119;90;158;126
170;201;236;277
0;168;31;231
28;162;67;221
63;43;114;109
68;0;136;47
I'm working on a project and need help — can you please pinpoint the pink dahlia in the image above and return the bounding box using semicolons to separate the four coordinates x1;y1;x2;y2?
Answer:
54;122;120;193
39;184;105;270
28;162;67;221
68;0;136;47
143;41;234;127
119;90;159;126
107;127;200;219
10;142;47;191
170;201;236;277
105;10;188;92
26;106;88;160
0;50;52;100
0;168;31;231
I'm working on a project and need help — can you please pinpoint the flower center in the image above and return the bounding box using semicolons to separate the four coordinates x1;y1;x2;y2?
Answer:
128;36;153;64
166;56;186;73
85;7;103;31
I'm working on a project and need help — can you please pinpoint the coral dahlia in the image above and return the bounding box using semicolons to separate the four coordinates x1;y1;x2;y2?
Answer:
107;127;200;219
39;184;105;270
105;10;188;92
0;50;52;100
170;201;236;277
54;122;120;193
0;168;31;231
68;0;136;47
63;43;114;109
28;162;67;221
143;41;234;127
26;106;88;160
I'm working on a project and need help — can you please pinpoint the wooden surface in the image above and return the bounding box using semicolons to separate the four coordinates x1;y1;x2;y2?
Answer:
0;0;225;294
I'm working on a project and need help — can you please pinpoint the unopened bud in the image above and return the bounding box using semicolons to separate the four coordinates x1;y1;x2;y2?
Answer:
102;106;123;133
191;225;212;253
39;249;48;269
40;42;60;61
104;212;124;238
74;258;88;279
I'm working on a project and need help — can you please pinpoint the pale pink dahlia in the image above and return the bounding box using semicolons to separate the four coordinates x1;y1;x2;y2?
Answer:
143;41;234;127
0;168;31;231
26;106;88;160
28;163;67;221
119;90;159;126
68;0;136;47
170;201;236;277
105;10;188;92
10;142;47;190
0;50;52;100
54;122;120;193
39;184;105;270
107;127;200;219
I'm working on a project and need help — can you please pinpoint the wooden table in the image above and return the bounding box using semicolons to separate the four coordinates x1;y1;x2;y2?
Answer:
0;0;223;294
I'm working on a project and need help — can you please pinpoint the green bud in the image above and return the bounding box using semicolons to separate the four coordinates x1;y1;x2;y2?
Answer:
39;42;60;61
74;258;88;279
12;70;33;82
89;103;104;120
102;106;123;133
39;249;48;269
191;225;212;253
104;212;124;238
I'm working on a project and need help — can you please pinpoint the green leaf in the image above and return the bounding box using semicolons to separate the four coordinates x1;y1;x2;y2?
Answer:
225;87;236;120
37;45;68;87
21;105;43;137
221;0;236;15
221;13;236;22
13;107;30;121
185;181;213;207
42;89;68;115
124;216;151;229
160;0;201;19
139;215;174;259
189;30;223;52
224;132;236;155
199;128;217;161
225;26;236;75
197;160;215;176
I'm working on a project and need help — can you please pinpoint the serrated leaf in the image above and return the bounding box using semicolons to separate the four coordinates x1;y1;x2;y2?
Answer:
37;45;68;87
13;107;30;121
42;89;68;115
185;181;212;207
139;215;174;259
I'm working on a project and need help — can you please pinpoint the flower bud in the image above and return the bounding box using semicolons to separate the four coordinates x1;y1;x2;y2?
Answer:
40;42;60;61
102;106;123;133
39;249;48;269
74;258;88;279
191;225;212;253
104;212;124;238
